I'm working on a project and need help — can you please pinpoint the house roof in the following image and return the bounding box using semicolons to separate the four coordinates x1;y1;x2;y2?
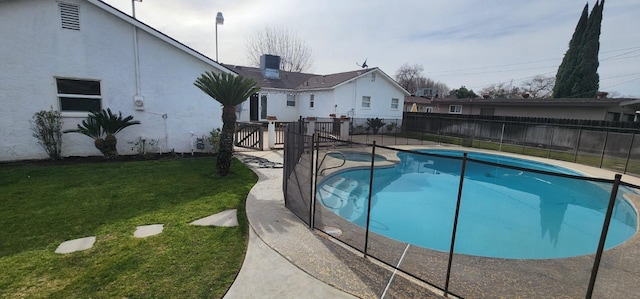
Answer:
222;64;316;90
86;0;231;74
224;64;410;95
404;96;432;105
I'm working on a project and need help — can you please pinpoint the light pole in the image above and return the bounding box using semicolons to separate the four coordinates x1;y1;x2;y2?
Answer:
215;12;224;61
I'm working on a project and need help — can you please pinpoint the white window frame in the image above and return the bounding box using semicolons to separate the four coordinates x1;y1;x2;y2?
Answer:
286;94;296;107
449;105;462;114
425;107;433;113
309;94;314;108
362;96;371;109
56;77;102;117
390;98;399;110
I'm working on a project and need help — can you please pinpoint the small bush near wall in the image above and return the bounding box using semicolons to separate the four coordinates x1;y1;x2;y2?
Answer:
30;108;63;160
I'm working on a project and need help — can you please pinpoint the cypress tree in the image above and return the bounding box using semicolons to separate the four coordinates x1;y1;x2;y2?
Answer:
553;3;589;98
573;0;604;97
553;1;605;98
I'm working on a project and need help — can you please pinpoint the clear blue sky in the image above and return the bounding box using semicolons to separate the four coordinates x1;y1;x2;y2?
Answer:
105;0;640;97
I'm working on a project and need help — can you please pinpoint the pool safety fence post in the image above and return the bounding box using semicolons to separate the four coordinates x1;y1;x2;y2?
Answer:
309;133;316;229
547;126;554;159
586;174;622;299
363;141;377;258
499;123;505;152
623;134;635;174
444;153;468;296
574;128;583;163
599;131;609;169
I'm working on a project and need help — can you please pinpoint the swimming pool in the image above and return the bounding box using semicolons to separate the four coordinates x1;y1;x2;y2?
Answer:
317;149;638;259
327;151;387;162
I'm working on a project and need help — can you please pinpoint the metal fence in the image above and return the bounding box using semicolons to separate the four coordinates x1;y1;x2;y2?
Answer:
283;133;640;298
334;114;640;177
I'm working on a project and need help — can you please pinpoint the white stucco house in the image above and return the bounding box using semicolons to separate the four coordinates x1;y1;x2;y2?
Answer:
0;0;230;161
225;55;410;125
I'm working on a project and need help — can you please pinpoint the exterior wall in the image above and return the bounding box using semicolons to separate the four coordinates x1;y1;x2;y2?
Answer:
333;71;405;121
0;0;224;161
297;90;335;119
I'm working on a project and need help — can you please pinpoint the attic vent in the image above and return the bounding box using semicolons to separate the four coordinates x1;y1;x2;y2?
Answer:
59;3;80;30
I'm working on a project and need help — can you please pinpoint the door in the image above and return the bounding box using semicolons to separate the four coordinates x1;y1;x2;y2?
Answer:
260;94;268;120
250;93;258;121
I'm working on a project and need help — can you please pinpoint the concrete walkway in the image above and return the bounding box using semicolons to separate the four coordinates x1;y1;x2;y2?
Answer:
224;151;357;299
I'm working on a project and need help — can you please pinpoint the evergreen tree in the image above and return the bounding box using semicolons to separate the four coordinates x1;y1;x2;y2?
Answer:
553;3;589;98
553;1;605;98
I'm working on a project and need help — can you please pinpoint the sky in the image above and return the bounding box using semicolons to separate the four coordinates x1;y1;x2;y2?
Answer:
104;0;640;97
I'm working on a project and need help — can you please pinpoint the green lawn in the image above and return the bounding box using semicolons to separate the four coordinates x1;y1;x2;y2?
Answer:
0;157;257;298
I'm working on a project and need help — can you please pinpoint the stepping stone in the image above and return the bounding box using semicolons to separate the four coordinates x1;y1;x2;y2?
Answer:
134;224;164;238
190;209;238;227
55;236;96;254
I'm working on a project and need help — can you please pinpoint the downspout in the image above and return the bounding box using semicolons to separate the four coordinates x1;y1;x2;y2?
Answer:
132;1;143;110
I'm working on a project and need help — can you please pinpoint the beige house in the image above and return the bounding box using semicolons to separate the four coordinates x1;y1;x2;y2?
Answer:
406;97;640;122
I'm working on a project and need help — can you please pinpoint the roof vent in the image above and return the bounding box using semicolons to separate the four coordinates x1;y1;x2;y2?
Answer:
59;2;80;30
260;54;280;79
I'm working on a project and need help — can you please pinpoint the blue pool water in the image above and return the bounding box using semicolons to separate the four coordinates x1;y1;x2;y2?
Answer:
317;149;638;259
327;151;387;162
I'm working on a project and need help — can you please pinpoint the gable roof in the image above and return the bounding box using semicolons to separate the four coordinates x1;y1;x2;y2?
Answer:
226;64;410;95
223;64;316;90
86;0;231;74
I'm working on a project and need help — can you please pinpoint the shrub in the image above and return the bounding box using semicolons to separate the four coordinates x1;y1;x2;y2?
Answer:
366;117;386;134
30;108;63;160
64;109;140;159
209;128;221;153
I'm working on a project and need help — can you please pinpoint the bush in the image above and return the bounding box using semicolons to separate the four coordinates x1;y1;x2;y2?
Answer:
366;117;386;134
209;128;221;153
31;108;63;160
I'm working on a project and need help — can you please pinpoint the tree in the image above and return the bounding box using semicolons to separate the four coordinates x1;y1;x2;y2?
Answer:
521;75;555;98
245;27;313;73
65;109;140;159
194;72;260;176
553;1;605;98
480;83;520;99
450;86;478;99
395;63;449;96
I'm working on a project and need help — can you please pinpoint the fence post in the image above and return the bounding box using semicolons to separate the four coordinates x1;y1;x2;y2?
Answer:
574;128;582;163
623;134;635;174
499;123;505;152
547;126;554;159
599;131;609;168
585;174;622;298
309;133;316;229
267;118;276;149
444;153;468;296
363;141;377;258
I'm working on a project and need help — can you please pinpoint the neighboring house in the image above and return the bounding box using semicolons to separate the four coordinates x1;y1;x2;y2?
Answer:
404;96;433;113
225;55;410;124
0;0;231;161
411;97;640;122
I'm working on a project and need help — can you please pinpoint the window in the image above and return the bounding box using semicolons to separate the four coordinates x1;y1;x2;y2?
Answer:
57;78;101;112
425;107;433;113
390;98;399;109
362;96;371;108
260;95;268;119
449;105;462;114
59;2;80;30
286;94;295;107
309;94;314;108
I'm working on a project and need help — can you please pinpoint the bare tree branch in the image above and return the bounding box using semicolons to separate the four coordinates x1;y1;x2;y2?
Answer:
245;27;314;73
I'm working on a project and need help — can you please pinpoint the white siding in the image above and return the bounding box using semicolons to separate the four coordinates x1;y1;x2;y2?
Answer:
0;0;225;161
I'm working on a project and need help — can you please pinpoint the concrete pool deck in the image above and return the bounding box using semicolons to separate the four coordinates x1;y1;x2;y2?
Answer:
228;143;640;298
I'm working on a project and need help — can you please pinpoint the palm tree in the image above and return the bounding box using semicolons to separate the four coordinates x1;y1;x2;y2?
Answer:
194;72;260;176
65;109;140;159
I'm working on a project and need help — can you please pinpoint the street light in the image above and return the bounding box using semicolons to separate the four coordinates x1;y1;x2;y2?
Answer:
215;12;224;61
